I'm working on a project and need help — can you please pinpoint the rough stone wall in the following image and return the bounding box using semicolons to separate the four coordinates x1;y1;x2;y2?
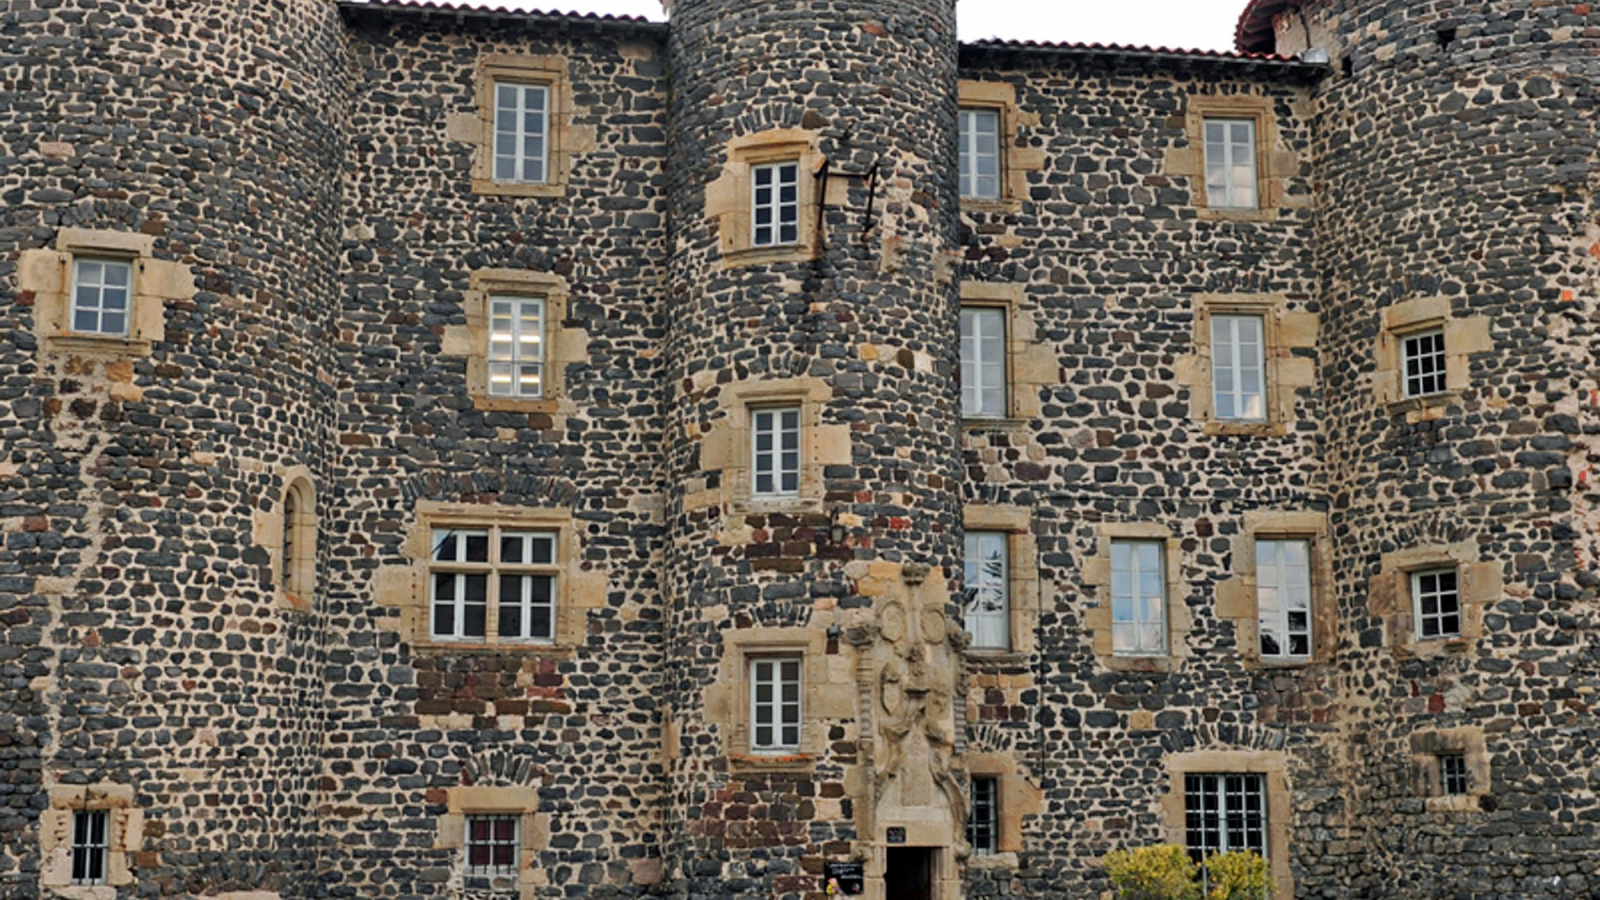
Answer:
1294;1;1600;896
322;11;672;900
0;0;348;897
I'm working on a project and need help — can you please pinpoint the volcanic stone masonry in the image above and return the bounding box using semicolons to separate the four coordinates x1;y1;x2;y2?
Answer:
0;0;1596;899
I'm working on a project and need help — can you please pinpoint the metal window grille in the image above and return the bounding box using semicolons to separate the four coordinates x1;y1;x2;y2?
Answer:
1402;328;1447;398
429;527;558;643
960;306;1007;418
959;108;1000;199
493;82;549;183
465;814;520;875
751;162;800;246
749;656;802;752
71;259;132;336
1439;754;1469;796
71;810;108;886
1184;772;1267;863
751;406;801;497
1411;568;1461;639
968;777;999;856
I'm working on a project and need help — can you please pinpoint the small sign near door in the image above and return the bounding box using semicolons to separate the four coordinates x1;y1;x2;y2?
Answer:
885;826;906;844
824;861;865;895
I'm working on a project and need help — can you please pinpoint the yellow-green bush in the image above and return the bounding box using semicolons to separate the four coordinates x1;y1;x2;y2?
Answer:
1103;844;1201;900
1202;850;1271;900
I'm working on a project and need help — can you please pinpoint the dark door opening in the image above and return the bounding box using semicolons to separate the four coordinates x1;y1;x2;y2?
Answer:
884;847;937;900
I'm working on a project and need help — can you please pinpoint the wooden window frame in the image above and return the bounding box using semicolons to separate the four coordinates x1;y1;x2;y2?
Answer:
747;654;804;754
749;403;802;499
958;107;1002;201
963;530;1011;651
426;525;560;646
1210;312;1267;423
485;295;547;400
1202;117;1260;210
490;81;551;186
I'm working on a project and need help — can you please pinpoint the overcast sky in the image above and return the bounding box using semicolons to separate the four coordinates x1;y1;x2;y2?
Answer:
487;0;1246;51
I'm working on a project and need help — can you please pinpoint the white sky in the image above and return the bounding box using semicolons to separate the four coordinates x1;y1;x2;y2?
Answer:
488;0;1247;52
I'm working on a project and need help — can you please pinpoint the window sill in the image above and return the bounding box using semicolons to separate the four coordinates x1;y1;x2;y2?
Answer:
1195;205;1279;223
1100;653;1181;674
406;639;577;658
960;197;1022;216
719;243;821;270
470;177;566;199
472;395;562;414
1202;418;1286;437
961;416;1030;433
1385;391;1461;419
43;333;152;358
967;851;1020;870
731;495;827;516
728;752;815;773
1424;794;1486;813
966;649;1027;667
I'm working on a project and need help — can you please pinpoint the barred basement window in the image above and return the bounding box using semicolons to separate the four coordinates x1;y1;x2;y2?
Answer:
1411;567;1461;640
1111;540;1167;656
465;814;520;875
71;258;132;337
429;527;558;644
1211;314;1265;421
968;776;999;856
1204;118;1258;209
1401;328;1447;398
1439;753;1469;796
748;656;802;753
959;108;1001;200
493;81;550;184
1256;538;1311;661
960;305;1007;419
70;809;108;886
1184;773;1267;862
963;531;1010;650
750;405;801;498
487;296;545;398
751;161;800;247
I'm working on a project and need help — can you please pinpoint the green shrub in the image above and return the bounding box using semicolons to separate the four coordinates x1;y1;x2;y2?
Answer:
1202;850;1271;900
1104;844;1201;900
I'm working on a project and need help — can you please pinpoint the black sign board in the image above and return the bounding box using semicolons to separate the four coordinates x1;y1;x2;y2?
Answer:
824;861;865;895
885;826;906;844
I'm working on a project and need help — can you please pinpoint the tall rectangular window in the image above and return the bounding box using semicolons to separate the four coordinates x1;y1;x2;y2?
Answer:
963;532;1010;650
1184;773;1267;862
959;108;1001;200
749;656;802;752
1439;754;1469;796
1411;568;1461;640
1402;329;1447;398
70;809;108;886
487;296;545;398
71;259;132;336
1211;314;1265;421
960;306;1007;419
751;406;801;497
429;527;558;643
751;162;800;247
465;814;520;875
493;82;549;184
1256;538;1311;661
1111;540;1167;656
968;777;999;856
1204;118;1258;209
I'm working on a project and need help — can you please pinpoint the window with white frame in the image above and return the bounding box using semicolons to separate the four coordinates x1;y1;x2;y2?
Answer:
1203;118;1258;209
1438;753;1469;796
493;81;550;184
1411;567;1461;640
1401;328;1447;398
1256;538;1311;661
464;814;520;875
959;108;1001;200
964;531;1010;650
968;776;999;856
960;306;1007;418
71;258;132;337
1211;314;1265;421
750;405;801;497
1184;772;1267;862
749;656;802;753
1111;540;1167;656
487;296;545;398
70;809;109;886
751;161;800;247
429;527;558;644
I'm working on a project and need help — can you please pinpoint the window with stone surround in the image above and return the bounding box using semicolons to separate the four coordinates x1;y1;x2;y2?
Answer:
1215;510;1336;668
434;785;548;896
1161;750;1293;899
448;268;583;414
956;81;1044;212
1400;327;1447;398
750;405;802;498
1374;295;1492;414
707;626;847;771
465;814;520;875
963;505;1039;659
968;776;999;856
748;655;803;753
1410;567;1461;640
1203;118;1258;209
39;783;141;895
958;282;1052;429
1083;523;1191;673
492;81;549;185
1166;94;1298;222
959;108;1001;200
698;378;847;515
750;161;801;247
20;227;192;358
468;54;591;198
963;531;1010;650
1111;540;1168;657
486;295;546;399
1368;542;1500;657
1410;728;1490;811
280;475;317;608
1178;293;1317;437
706;128;822;267
964;751;1043;866
961;305;1007;419
69;810;108;886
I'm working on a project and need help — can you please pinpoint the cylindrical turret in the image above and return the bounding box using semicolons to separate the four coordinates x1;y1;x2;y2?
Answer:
662;0;966;895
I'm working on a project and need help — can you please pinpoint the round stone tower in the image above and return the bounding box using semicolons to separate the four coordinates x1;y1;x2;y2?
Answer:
1243;1;1600;896
662;0;968;896
0;0;346;895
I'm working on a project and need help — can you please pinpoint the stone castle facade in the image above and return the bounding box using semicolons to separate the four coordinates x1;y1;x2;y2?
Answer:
0;0;1596;898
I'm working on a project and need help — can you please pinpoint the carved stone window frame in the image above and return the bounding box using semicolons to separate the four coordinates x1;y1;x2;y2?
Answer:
706;128;824;268
19;228;193;359
39;783;142;897
1214;510;1337;668
434;786;550;900
956;81;1043;215
444;268;585;415
1177;293;1318;437
1374;295;1492;418
704;626;849;773
1165;94;1299;222
1082;522;1192;673
962;505;1039;661
1160;749;1294;900
1367;541;1501;659
1409;727;1490;812
468;54;591;199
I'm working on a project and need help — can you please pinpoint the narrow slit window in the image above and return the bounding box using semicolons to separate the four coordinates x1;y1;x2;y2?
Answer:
465;814;520;875
968;776;999;856
1111;540;1167;656
70;809;108;886
1401;328;1447;398
487;296;545;399
493;81;549;184
960;306;1007;419
281;478;316;601
751;161;800;247
750;405;801;497
959;108;1001;200
1256;538;1312;661
749;656;802;752
429;526;558;644
1411;568;1461;640
1184;772;1267;863
1211;314;1266;421
1439;753;1469;796
1203;118;1258;209
963;531;1010;650
71;258;132;336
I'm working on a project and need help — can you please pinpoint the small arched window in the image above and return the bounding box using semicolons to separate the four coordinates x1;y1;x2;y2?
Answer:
281;477;317;606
